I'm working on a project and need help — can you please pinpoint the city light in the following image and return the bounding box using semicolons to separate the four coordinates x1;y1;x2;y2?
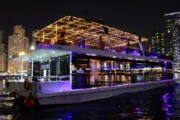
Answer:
19;51;25;56
30;46;35;50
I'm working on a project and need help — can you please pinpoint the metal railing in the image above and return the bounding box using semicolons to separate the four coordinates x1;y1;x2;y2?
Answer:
32;75;70;82
36;42;173;61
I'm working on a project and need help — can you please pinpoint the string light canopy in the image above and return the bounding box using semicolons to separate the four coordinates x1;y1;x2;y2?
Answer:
33;16;148;47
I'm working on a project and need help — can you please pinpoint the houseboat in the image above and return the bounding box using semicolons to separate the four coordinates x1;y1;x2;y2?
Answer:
4;16;177;105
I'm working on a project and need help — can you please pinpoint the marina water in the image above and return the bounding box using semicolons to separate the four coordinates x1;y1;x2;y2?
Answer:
0;81;180;120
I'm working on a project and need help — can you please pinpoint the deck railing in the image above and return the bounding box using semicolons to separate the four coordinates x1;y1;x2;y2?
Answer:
36;42;173;61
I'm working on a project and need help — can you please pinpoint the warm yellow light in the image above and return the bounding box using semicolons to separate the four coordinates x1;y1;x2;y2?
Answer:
32;16;148;47
30;46;35;50
19;51;25;56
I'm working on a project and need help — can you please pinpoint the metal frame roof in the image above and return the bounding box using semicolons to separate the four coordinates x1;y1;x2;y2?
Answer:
33;16;148;47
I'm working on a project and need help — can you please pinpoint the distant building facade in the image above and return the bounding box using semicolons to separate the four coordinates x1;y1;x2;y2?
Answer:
0;30;6;71
165;12;180;72
8;25;29;72
165;12;180;58
151;30;165;54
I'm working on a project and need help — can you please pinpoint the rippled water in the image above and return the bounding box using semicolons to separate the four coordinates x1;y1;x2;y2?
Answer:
1;83;180;120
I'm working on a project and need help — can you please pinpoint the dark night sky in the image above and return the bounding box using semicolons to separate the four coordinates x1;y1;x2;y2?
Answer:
0;0;180;49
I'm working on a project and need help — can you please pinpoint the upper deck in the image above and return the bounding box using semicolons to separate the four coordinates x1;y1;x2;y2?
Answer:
32;16;148;47
30;16;173;62
11;43;173;63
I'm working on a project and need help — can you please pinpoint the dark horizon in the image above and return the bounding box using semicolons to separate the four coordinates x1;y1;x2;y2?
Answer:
0;0;180;49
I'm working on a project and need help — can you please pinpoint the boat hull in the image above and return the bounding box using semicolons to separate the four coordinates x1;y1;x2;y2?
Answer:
3;79;178;105
37;79;176;105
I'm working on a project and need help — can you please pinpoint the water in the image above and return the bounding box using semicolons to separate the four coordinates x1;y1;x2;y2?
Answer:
1;83;180;120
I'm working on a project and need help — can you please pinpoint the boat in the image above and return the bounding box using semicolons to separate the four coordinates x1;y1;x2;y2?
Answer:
3;16;178;105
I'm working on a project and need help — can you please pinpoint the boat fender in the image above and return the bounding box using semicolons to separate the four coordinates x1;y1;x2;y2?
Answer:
5;78;10;88
24;92;35;108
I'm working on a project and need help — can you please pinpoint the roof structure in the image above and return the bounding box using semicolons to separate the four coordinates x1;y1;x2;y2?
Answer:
33;16;148;47
11;49;69;62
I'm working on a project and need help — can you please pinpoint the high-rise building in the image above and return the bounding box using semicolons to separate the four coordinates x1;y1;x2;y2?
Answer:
165;12;180;57
4;44;8;72
165;12;180;72
8;25;29;72
0;30;6;71
151;30;165;54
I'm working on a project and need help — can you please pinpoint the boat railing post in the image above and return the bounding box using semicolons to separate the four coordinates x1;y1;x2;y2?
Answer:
138;36;145;56
69;52;72;89
31;56;34;82
49;58;51;81
20;58;23;81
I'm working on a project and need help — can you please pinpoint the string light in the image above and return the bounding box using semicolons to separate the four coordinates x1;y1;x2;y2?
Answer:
33;16;148;47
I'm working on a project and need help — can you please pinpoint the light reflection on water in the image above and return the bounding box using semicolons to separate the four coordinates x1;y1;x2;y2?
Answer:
2;83;180;119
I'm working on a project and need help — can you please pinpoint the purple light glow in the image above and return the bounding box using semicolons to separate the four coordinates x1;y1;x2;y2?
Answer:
112;49;116;52
120;51;126;54
161;93;174;117
58;113;72;120
135;107;140;111
89;66;120;70
37;81;71;93
151;56;158;58
129;50;141;56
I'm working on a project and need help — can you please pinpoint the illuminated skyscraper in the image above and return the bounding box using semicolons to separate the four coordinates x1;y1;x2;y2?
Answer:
8;25;29;72
165;12;180;57
165;12;180;72
0;30;6;71
151;30;165;54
